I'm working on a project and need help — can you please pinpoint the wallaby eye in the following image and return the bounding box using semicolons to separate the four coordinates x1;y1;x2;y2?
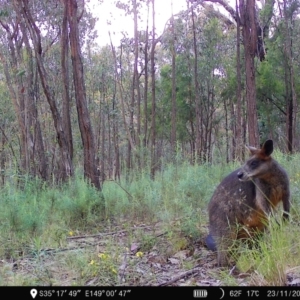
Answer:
250;160;259;167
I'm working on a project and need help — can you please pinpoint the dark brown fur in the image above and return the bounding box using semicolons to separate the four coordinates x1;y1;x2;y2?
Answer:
206;140;290;266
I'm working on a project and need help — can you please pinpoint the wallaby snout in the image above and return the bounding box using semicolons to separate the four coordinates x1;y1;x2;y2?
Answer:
206;139;290;267
237;170;251;181
237;171;246;180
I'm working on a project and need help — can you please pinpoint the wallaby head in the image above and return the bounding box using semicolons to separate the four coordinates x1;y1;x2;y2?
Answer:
237;139;274;182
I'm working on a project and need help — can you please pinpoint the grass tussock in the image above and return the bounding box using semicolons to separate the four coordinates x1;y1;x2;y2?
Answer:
0;151;299;285
234;218;300;285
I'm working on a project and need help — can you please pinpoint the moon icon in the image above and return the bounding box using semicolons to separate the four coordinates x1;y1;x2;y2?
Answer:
220;288;225;299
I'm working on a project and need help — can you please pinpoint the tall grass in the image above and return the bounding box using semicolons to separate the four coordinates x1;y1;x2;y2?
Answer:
228;214;300;286
0;151;299;285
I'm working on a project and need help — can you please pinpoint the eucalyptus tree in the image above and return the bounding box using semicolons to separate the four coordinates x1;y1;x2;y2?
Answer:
190;0;276;147
6;0;75;182
158;58;195;156
66;0;100;189
256;0;300;152
142;2;150;152
158;6;234;163
0;62;18;184
280;0;299;153
235;0;243;160
150;0;157;178
114;0;156;172
0;0;103;187
109;32;137;177
198;17;228;162
113;0;160;175
170;0;177;155
0;0;48;179
61;1;73;162
84;44;121;181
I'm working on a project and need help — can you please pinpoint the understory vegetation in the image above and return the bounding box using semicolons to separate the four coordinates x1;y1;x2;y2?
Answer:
1;151;300;286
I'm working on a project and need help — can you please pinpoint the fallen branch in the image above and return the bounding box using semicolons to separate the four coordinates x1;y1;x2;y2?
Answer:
157;266;202;286
67;230;127;240
67;225;152;240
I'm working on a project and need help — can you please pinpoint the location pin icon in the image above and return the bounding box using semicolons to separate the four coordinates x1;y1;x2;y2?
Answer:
30;289;38;299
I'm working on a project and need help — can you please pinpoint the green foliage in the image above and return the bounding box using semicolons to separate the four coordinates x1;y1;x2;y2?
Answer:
158;60;194;143
57;176;105;228
0;150;300;285
103;161;233;225
0;174;104;259
257;61;284;96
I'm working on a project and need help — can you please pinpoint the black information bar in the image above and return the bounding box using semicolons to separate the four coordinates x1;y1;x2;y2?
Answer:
1;286;300;299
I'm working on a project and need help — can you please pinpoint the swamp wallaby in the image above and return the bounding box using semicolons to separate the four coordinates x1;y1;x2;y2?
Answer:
206;140;290;266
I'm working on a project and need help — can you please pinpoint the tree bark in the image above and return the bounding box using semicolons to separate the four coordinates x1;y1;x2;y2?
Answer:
61;2;73;161
109;32;136;154
281;0;297;153
0;19;26;174
240;0;259;146
66;0;100;189
170;2;177;155
112;78;120;181
141;0;150;170
20;20;48;180
150;0;157;179
190;0;261;146
191;6;202;161
133;0;141;157
235;0;243;159
0;122;6;185
19;0;73;180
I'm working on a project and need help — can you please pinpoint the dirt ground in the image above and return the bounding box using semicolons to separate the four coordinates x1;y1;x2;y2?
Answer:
2;223;300;286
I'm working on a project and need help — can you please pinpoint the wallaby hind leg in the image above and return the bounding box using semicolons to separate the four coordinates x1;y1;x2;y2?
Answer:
216;237;232;267
205;233;231;266
214;228;238;267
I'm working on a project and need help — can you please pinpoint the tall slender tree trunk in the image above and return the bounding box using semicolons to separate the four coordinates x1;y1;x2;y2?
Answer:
112;79;120;181
142;0;150;167
109;32;136;157
133;0;141;162
170;1;177;155
107;104;112;179
1;122;6;185
230;100;236;160
61;3;73;161
100;100;105;184
235;0;243;159
282;0;297;153
186;0;195;162
150;0;157;179
191;7;202;161
66;0;100;189
21;21;48;179
240;0;259;146
224;98;229;163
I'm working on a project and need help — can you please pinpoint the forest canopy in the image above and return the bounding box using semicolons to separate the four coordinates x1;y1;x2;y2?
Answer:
0;0;299;187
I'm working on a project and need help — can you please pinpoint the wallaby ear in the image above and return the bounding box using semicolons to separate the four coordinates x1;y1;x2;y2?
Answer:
245;145;258;156
262;140;273;157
